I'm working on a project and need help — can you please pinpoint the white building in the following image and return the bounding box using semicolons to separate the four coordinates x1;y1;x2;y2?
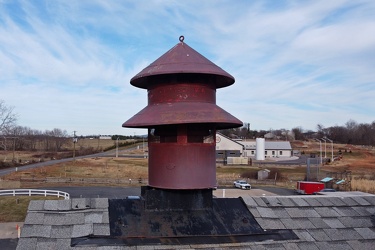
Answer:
215;133;244;159
215;133;293;159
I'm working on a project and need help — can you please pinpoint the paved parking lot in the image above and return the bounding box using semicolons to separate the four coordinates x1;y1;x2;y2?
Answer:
213;188;278;198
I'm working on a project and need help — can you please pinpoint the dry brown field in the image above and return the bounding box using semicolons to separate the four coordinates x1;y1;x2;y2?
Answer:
0;138;136;163
1;140;375;193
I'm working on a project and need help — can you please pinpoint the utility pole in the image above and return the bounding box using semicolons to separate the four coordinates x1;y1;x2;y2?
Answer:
116;137;119;158
314;138;323;180
321;137;327;158
247;123;250;140
73;131;77;161
325;137;334;163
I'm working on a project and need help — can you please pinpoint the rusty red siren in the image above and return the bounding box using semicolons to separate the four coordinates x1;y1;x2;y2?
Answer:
123;36;242;189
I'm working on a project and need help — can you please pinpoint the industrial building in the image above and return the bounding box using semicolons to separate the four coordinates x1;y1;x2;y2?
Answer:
216;132;293;160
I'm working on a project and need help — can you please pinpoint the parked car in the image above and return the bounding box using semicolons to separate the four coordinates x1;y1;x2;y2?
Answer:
233;180;251;190
320;188;336;192
313;188;336;195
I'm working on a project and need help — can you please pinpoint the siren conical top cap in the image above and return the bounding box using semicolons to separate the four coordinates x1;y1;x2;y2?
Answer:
130;36;235;89
123;36;242;129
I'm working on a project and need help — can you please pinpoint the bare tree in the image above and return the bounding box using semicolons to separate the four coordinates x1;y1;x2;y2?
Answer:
292;127;305;140
0;100;17;135
50;128;69;151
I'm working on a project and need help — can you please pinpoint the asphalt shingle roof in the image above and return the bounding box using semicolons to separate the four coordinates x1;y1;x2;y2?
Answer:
16;192;375;249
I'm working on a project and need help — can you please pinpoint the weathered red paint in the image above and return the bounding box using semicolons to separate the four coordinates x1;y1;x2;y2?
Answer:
130;36;235;89
123;37;242;189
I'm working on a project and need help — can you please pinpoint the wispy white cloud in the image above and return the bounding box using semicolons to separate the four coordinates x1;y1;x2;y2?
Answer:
0;0;374;135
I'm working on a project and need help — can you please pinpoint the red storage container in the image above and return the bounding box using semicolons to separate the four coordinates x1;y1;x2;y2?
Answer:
296;181;325;195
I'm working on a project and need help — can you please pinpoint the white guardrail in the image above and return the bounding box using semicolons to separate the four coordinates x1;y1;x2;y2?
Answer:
0;189;70;200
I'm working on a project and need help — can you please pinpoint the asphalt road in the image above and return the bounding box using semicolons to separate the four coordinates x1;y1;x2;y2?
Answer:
256;155;317;165
40;186;141;199
34;186;296;199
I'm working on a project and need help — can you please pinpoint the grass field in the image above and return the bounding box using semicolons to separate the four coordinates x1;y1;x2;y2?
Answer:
0;196;62;222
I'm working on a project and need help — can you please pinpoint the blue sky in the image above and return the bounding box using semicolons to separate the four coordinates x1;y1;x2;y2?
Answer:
1;0;374;136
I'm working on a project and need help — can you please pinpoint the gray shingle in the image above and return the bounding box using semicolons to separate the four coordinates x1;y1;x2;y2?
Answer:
44;200;72;211
333;207;360;217
347;239;375;249
281;218;316;229
354;227;375;239
50;225;73;238
352;206;373;216
362;196;375;205
273;208;291;218
85;212;104;223
249;207;260;218
255;218;285;229
277;197;297;207
252;242;286;249
43;200;58;210
307;229;331;241
281;242;300;250
72;224;93;237
242;196;258;207
71;198;91;210
351;196;372;206
285;207;320;218
21;225;51;238
16;237;37;250
314;197;334;206
93;223;111;236
314;241;353;250
90;198;109;209
253;197;268;207
28;200;45;211
292;198;310;207
339;217;373;228
293;229;316;241
257;207;277;218
57;199;72;210
326;197;347;206
55;238;73;250
102;211;109;223
308;217;330;229
365;206;375;214
262;197;283;207
44;212;85;225
322;218;345;229
36;238;56;250
296;241;319;250
302;198;323;207
324;228;363;241
24;212;44;225
340;197;359;206
314;207;340;217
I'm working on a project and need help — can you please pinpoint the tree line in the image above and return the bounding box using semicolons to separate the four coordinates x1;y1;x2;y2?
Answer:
1;100;375;151
219;120;375;146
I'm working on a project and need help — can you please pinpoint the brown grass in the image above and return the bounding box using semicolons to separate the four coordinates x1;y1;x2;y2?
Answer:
352;179;375;194
0;138;136;163
0;196;61;222
4;157;148;184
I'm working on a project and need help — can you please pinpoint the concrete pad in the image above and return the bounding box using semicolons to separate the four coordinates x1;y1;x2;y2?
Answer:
0;222;23;239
